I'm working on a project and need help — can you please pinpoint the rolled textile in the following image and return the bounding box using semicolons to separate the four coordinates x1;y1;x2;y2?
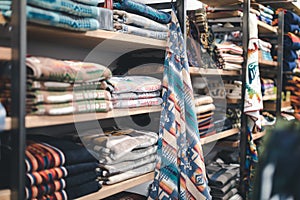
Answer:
97;145;157;165
25;179;66;199
27;90;111;104
284;49;298;61
285;10;300;25
114;22;168;40
108;76;161;93
25;167;67;186
99;154;157;176
65;181;102;199
194;95;214;106
2;5;100;31
100;162;155;185
284;61;297;71
284;24;300;34
113;0;171;24
86;129;158;161
284;32;300;50
111;91;160;100
31;100;112;115
26;57;112;83
27;0;101;18
113;9;168;32
112;97;163;108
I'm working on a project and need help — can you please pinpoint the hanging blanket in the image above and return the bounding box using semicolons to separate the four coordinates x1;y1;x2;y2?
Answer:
147;11;211;200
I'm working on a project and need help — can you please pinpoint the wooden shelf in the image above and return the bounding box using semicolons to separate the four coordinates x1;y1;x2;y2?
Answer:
189;67;241;76
4;106;161;130
217;130;267;148
200;0;243;7
259;60;278;67
258;21;277;34
27;25;167;50
77;172;154;200
0;189;10;200
0;47;11;61
264;101;292;112
201;128;240;145
263;94;276;101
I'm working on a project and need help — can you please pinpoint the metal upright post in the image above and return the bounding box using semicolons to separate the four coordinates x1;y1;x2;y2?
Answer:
276;11;284;119
176;0;186;43
239;0;250;197
10;0;27;199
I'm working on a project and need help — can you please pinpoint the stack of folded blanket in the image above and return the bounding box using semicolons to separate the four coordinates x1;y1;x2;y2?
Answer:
276;10;300;35
227;108;241;129
285;75;300;120
284;32;300;72
252;3;274;26
207;160;240;200
0;0;113;31
0;56;113;115
108;76;162;109
82;129;157;185
194;95;216;138
258;39;274;62
216;43;243;71
25;135;102;199
261;78;275;97
113;0;170;40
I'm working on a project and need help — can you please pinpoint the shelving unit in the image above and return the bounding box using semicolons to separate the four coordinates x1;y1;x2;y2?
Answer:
257;21;278;34
4;106;162;130
200;128;240;145
77;172;155;200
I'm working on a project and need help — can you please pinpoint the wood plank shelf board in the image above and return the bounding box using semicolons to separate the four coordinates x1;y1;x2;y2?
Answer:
27;25;167;50
253;130;267;140
200;0;243;7
0;189;10;200
263;94;276;101
258;21;278;34
189;67;241;76
77;172;154;200
201;128;240;145
259;60;278;67
4;106;161;130
0;47;11;61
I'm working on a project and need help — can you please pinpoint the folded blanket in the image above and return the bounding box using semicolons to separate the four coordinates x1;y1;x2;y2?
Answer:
259;15;272;25
113;0;171;24
284;24;300;34
216;44;243;55
65;162;99;176
284;32;300;50
259;10;273;20
109;76;161;93
66;180;102;199
220;53;244;64
100;162;155;185
32;190;67;200
112;97;163;108
100;154;157;176
252;3;274;15
26;167;67;186
3;5;100;31
210;179;236;196
213;188;238;200
26;57;112;83
97;145;157;165
111;91;160;100
83;129;158;161
197;111;214;120
25;179;66;199
195;103;216;114
284;61;297;72
223;62;242;71
65;171;100;188
259;39;272;49
73;0;100;6
284;49;298;61
194;95;214;106
207;163;239;187
31;100;112;115
27;0;101;18
27;79;110;92
113;10;168;32
285;10;300;25
114;22;168;40
27;90;111;104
